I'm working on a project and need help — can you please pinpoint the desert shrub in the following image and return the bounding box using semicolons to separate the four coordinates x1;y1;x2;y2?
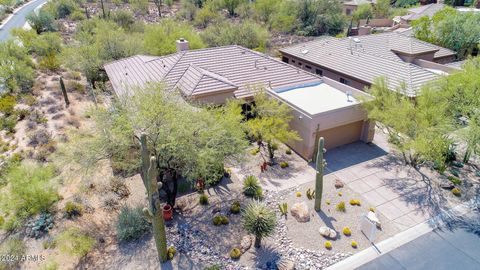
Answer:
280;161;289;168
116;206;150;242
111;10;135;29
349;199;361;206
212;215;229;226
230;201;241;214
42;238;56;249
69;9;86;21
39;53;60;71
204;265;221;270
40;260;59;270
338;192;342;197
26;212;54;239
452;187;461;197
230;247;241;259
65;71;81;81
194;5;222;28
0;237;26;270
450;168;460;177
0;41;35;93
56;227;95;257
243;175;262;198
66;116;81;128
66;80;86;93
29;129;52;147
102;193;120;210
109;177;130;198
131;0;149;14
167;246;176;260
351;240;358;248
0;95;16;115
199;193;209;205
26;10;56;34
0;162;58;229
285;149;292;155
324;241;332;249
336;201;346;212
64;202;83;218
250;148;260;155
342;227;351;236
447;176;461;185
144;20;205;55
326;199;331;205
369;207;375;212
295;191;302;197
201;20;269;51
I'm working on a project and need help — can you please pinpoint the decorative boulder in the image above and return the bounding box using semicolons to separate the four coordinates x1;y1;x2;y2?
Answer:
277;258;295;270
240;235;252;253
367;211;381;228
334;179;344;189
290;202;310;222
319;226;337;239
440;182;455;190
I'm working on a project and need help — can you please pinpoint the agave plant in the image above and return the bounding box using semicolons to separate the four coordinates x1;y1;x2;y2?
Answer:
243;175;262;198
242;200;277;248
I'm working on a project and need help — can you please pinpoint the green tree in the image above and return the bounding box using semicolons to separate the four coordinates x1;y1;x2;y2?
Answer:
246;89;300;164
223;0;242;16
412;7;480;58
362;78;452;167
374;0;390;18
63;84;247;206
144;19;205;55
201;20;269;51
296;0;346;36
26;10;56;34
0;41;35;93
242;200;276;248
353;4;373;21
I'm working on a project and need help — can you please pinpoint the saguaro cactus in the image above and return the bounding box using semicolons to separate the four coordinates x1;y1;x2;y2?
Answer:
140;134;168;263
59;77;69;108
314;137;326;211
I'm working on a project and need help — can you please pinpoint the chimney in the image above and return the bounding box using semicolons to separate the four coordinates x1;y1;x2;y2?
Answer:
176;38;189;52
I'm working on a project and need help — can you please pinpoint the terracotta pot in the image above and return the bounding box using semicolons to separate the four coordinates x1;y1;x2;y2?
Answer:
163;204;173;221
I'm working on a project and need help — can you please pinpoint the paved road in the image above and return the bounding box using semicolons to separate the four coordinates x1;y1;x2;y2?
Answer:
0;0;47;42
357;210;480;270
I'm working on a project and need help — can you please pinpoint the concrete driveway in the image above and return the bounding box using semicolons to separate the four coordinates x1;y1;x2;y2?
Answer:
356;208;480;270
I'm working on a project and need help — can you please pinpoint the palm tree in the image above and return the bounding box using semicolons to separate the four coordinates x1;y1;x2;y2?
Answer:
242;200;277;248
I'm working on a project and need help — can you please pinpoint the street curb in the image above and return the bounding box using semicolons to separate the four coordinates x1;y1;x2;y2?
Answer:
325;200;474;270
0;0;40;30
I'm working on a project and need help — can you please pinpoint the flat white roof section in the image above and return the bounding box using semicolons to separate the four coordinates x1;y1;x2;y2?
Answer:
276;83;358;115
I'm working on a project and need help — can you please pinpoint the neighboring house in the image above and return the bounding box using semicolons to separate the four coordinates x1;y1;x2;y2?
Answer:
400;3;445;24
279;32;457;97
104;41;375;159
343;0;376;16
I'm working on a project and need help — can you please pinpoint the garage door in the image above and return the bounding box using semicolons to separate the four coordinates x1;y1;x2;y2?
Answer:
316;121;364;150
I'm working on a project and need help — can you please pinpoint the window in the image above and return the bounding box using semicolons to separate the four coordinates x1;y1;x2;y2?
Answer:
315;69;323;76
346;9;352;15
298;63;302;67
282;56;289;63
292;60;296;63
305;65;312;69
340;78;350;85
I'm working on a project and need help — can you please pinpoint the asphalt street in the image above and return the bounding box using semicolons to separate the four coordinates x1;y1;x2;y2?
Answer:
0;0;47;42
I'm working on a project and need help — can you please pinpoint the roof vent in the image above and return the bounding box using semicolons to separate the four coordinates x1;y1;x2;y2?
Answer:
301;49;309;54
346;90;353;102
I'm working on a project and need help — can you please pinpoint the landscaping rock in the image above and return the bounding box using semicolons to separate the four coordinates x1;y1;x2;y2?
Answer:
334;179;344;189
319;226;337;239
367;211;381;228
440;182;455;190
291;202;310;222
277;258;295;270
240;235;252;253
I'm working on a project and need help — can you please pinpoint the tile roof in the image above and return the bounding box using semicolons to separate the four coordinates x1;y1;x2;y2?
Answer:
104;45;322;99
279;32;455;96
401;4;445;21
344;0;376;6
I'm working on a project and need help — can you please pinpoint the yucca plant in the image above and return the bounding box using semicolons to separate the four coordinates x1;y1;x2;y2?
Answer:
243;175;262;198
243;201;277;248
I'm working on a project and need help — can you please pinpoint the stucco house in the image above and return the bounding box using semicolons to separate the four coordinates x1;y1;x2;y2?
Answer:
343;0;376;16
279;32;458;97
104;41;374;160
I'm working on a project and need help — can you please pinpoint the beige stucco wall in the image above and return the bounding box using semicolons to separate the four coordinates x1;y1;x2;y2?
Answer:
192;90;236;105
